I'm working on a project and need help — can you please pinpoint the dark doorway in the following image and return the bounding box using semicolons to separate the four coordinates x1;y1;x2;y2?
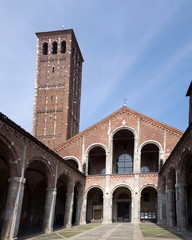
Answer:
117;202;129;222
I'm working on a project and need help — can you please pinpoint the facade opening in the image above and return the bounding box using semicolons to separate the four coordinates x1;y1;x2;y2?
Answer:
43;42;48;55
113;129;134;174
86;188;103;223
88;147;106;175
52;42;57;54
140;187;157;222
141;144;159;173
112;187;131;222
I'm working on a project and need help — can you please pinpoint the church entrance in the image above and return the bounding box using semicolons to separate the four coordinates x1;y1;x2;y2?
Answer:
112;186;131;222
117;202;129;222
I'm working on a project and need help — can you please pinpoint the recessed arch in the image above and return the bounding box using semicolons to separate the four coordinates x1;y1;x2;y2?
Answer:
111;184;133;198
138;140;163;154
64;156;80;170
19;159;52;235
85;143;107;156
140;186;157;222
87;144;106;175
140;142;160;173
86;187;104;223
61;41;66;53
112;126;137;139
112;185;132;222
112;129;134;174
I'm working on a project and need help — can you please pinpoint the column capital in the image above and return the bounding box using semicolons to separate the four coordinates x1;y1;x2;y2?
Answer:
8;177;26;184
175;183;187;189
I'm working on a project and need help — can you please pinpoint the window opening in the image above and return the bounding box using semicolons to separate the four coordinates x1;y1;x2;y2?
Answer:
43;42;48;55
61;41;66;53
52;42;57;54
117;153;133;174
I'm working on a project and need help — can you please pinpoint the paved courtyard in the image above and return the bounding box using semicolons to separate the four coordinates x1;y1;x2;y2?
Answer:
21;223;192;240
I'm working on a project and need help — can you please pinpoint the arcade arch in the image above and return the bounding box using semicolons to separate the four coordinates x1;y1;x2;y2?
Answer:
18;160;52;236
112;186;132;222
86;187;103;223
140;186;157;222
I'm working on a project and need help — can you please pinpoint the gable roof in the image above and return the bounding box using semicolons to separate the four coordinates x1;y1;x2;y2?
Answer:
54;106;183;152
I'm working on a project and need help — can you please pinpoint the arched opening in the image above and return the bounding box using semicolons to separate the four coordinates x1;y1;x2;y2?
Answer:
141;144;159;173
112;187;131;222
54;174;68;228
66;159;79;169
0;142;10;235
88;147;106;175
43;42;48;55
52;42;57;54
86;187;103;223
113;129;134;174
61;41;66;53
167;167;177;227
140;187;157;222
18;160;49;236
185;154;192;227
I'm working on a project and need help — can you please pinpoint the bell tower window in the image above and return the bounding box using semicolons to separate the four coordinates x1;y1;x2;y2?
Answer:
43;42;48;55
61;41;66;53
52;42;57;54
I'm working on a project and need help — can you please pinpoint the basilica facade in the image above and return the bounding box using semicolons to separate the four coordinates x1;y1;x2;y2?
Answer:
0;29;191;239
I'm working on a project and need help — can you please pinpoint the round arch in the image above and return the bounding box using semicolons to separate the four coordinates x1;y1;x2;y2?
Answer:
111;184;132;222
86;186;104;223
25;157;54;187
138;140;163;154
85;143;107;156
85;185;104;197
111;184;133;198
140;185;158;222
64;156;81;170
111;126;137;139
86;144;107;175
139;184;157;196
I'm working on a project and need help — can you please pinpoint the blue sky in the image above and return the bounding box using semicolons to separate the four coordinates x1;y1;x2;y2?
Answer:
0;0;192;133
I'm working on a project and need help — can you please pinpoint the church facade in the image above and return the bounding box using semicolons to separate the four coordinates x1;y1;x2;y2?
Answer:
0;29;191;239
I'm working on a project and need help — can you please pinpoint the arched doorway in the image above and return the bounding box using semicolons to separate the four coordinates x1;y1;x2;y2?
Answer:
140;186;157;222
88;147;106;175
86;187;103;223
0;141;11;235
113;129;134;174
141;144;159;173
112;187;131;222
54;174;68;228
18;160;50;236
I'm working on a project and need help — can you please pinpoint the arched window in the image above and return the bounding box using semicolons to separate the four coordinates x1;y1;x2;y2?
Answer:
141;166;150;173
61;41;66;53
117;153;133;174
43;42;48;55
52;42;57;54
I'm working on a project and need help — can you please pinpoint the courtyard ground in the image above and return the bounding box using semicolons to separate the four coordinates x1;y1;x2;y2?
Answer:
19;223;192;240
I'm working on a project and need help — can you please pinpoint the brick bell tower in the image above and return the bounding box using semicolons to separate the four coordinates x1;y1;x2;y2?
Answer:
32;29;84;149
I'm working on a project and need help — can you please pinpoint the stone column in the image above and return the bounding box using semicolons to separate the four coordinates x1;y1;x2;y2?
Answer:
1;177;26;240
42;187;57;233
75;195;84;225
132;174;140;222
64;192;74;228
103;195;112;223
166;189;176;227
157;193;163;224
176;183;187;231
79;196;87;225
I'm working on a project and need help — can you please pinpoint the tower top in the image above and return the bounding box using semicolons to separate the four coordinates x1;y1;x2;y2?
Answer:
35;29;84;62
